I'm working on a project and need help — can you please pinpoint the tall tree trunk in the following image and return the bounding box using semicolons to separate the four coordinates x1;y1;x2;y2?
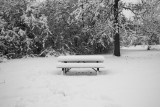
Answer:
113;0;120;56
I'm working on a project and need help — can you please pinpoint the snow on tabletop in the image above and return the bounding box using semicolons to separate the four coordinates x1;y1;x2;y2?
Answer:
0;45;160;107
58;55;105;62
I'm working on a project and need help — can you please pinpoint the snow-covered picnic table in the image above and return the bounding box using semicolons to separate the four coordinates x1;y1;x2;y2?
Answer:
57;55;105;75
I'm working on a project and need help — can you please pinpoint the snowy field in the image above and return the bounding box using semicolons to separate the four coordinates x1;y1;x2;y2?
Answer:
0;45;160;107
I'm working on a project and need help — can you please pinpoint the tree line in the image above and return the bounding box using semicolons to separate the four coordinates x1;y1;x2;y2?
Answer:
0;0;160;59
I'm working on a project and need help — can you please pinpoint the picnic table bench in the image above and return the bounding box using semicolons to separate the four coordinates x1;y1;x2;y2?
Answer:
57;55;105;75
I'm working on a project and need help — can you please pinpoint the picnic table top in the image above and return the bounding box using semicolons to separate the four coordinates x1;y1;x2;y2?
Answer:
57;55;105;62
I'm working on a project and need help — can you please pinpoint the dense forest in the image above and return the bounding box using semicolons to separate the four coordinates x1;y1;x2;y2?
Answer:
0;0;160;59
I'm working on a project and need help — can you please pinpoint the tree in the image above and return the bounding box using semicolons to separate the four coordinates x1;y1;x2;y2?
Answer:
122;0;160;49
0;0;51;58
0;0;123;58
113;0;120;56
138;0;160;49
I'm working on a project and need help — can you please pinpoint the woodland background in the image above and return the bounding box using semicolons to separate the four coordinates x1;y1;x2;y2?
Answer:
0;0;160;59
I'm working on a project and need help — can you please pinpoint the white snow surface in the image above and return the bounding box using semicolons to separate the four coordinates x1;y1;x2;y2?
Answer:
0;45;160;107
58;55;104;62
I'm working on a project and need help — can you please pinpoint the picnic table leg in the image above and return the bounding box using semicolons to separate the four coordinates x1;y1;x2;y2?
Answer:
62;68;70;75
61;68;65;75
96;69;99;75
64;68;66;74
64;61;67;74
61;68;67;75
97;61;99;73
97;68;99;71
95;68;99;75
92;68;99;75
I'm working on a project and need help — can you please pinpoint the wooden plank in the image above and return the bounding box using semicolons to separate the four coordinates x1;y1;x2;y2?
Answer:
57;55;105;62
57;63;105;68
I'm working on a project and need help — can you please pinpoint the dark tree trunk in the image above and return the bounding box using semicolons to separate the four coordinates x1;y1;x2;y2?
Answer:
114;33;120;56
113;0;120;56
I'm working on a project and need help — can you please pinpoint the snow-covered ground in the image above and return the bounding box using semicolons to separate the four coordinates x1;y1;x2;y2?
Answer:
0;45;160;107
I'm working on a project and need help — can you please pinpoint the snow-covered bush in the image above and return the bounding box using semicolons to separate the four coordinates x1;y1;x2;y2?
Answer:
39;0;113;55
0;0;52;58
